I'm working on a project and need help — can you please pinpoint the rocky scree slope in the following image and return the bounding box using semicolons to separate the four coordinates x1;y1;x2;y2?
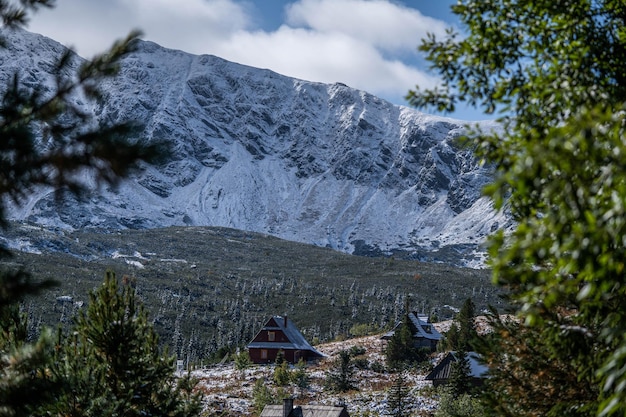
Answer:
2;29;511;266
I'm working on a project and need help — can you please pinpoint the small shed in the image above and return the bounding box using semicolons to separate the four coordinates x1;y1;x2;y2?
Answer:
247;316;325;364
261;398;349;417
425;351;488;387
381;312;442;351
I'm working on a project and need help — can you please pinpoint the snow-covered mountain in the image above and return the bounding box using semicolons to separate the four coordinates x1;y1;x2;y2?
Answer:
2;29;511;266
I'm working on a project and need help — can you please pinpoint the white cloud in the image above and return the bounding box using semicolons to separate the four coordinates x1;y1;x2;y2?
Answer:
28;0;252;57
210;25;440;101
285;0;449;53
120;0;247;21
118;0;252;36
27;0;447;104
28;0;134;55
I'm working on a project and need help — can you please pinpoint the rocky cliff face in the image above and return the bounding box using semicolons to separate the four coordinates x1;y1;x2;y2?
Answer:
2;29;510;267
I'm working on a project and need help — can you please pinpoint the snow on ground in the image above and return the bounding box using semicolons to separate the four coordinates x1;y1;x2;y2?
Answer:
0;237;42;254
191;335;439;416
190;320;502;415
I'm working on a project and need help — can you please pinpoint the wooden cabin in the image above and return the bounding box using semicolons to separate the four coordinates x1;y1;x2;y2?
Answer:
247;316;325;364
425;351;488;387
381;312;442;351
261;398;349;417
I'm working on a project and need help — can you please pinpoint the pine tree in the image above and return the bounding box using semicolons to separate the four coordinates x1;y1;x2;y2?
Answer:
385;317;413;368
385;314;418;369
325;349;357;393
435;390;486;417
46;272;202;417
275;349;286;365
456;299;477;352
386;371;412;417
445;322;460;351
46;329;108;416
252;378;275;416
273;360;291;386
0;323;58;417
234;350;251;374
292;358;310;390
449;350;473;397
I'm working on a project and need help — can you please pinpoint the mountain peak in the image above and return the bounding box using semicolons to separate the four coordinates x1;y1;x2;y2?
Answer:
3;29;510;267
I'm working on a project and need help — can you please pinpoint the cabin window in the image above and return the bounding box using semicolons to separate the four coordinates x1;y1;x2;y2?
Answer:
261;349;268;359
268;331;275;341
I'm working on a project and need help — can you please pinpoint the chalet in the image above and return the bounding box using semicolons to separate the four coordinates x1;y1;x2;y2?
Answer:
247;316;325;364
381;312;442;351
261;398;349;417
425;351;488;387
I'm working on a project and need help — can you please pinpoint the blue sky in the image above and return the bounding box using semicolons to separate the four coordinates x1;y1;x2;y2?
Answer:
28;0;487;121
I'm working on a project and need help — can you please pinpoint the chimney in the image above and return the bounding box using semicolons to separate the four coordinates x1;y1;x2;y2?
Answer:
283;398;293;417
284;315;288;328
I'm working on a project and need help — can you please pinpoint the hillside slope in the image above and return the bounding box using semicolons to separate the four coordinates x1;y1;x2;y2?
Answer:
4;222;505;362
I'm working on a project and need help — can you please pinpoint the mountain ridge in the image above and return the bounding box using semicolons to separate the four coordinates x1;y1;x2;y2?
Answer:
2;29;511;267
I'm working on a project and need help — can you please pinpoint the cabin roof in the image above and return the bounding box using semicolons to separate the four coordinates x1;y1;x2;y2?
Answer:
247;316;325;357
260;405;347;417
382;312;442;341
425;351;489;381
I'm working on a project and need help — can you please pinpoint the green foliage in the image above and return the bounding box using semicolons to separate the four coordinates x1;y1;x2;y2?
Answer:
0;262;56;315
370;360;386;374
273;361;291;386
352;356;370;370
234;350;252;371
348;346;370;370
449;350;473;397
275;349;286;365
349;323;378;337
456;299;477;352
210;346;233;364
0;327;58;417
325;349;357;393
386;371;412;417
271;349;294;386
47;271;202;417
411;0;626;415
349;345;367;356
475;310;599;417
0;1;53;30
444;300;477;353
444;323;459;352
0;304;27;352
292;358;310;389
385;315;414;369
435;390;486;417
252;378;275;416
444;300;478;353
429;311;439;323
